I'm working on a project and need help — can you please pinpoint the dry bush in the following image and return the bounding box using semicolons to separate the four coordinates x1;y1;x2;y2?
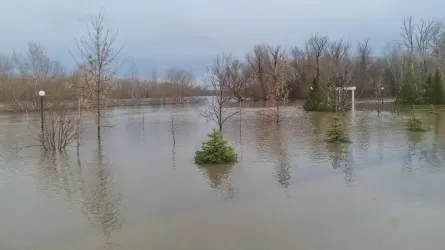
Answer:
41;103;79;151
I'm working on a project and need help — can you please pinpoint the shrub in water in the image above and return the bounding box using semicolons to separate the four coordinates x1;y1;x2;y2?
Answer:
194;130;238;164
407;113;425;132
326;116;350;143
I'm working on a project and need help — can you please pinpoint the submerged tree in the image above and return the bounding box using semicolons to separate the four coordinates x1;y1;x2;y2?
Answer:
198;53;239;133
396;73;421;104
227;59;249;102
167;68;194;104
423;69;444;104
407;108;426;132
194;130;237;165
266;45;291;122
75;12;123;141
303;77;325;111
246;45;269;100
326;116;350;143
326;40;353;112
308;35;329;81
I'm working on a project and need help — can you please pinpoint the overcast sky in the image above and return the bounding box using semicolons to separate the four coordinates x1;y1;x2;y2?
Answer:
0;0;444;77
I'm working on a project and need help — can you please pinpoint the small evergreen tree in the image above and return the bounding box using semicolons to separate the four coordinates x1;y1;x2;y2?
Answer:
326;116;350;143
304;77;325;111
423;69;444;104
423;74;434;103
407;107;425;132
396;73;421;104
194;130;238;164
407;115;425;132
434;70;445;104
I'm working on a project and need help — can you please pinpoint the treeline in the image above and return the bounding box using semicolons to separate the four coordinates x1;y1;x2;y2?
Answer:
397;69;445;105
2;16;445;112
0;44;210;111
238;17;445;104
188;16;445;106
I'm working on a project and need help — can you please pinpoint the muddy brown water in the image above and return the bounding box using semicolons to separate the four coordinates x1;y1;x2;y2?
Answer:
2;103;445;250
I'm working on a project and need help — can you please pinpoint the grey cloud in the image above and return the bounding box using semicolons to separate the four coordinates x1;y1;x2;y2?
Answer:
0;0;444;77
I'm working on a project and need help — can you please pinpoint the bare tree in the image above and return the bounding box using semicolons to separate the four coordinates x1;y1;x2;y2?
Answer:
167;68;194;104
227;59;249;102
289;47;308;98
13;42;50;93
199;53;239;134
355;39;372;96
65;69;86;149
326;40;353;112
0;55;13;82
167;68;180;103
246;45;269;100
75;12;123;141
179;71;193;104
266;45;291;122
416;19;441;75
12;42;61;110
127;59;141;104
308;35;329;81
400;16;416;74
431;25;445;69
383;44;404;94
0;55;21;108
151;68;161;102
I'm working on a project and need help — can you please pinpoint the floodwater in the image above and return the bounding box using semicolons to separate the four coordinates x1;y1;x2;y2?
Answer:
2;103;445;250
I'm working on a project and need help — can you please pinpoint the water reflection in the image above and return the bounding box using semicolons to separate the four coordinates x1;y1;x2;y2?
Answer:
197;164;237;199
426;115;445;169
81;141;122;249
270;123;291;189
37;150;78;201
404;128;425;172
10;105;445;249
356;112;371;152
405;115;445;172
253;116;292;189
308;113;329;160
171;143;176;169
327;143;354;186
34;139;123;249
309;112;326;136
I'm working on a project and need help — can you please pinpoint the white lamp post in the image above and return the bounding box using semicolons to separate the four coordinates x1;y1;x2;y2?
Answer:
39;90;45;134
380;87;384;105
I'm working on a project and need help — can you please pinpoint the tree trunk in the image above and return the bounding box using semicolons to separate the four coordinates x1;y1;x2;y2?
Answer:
276;102;280;123
97;102;101;141
219;102;223;135
316;59;320;81
97;79;101;142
